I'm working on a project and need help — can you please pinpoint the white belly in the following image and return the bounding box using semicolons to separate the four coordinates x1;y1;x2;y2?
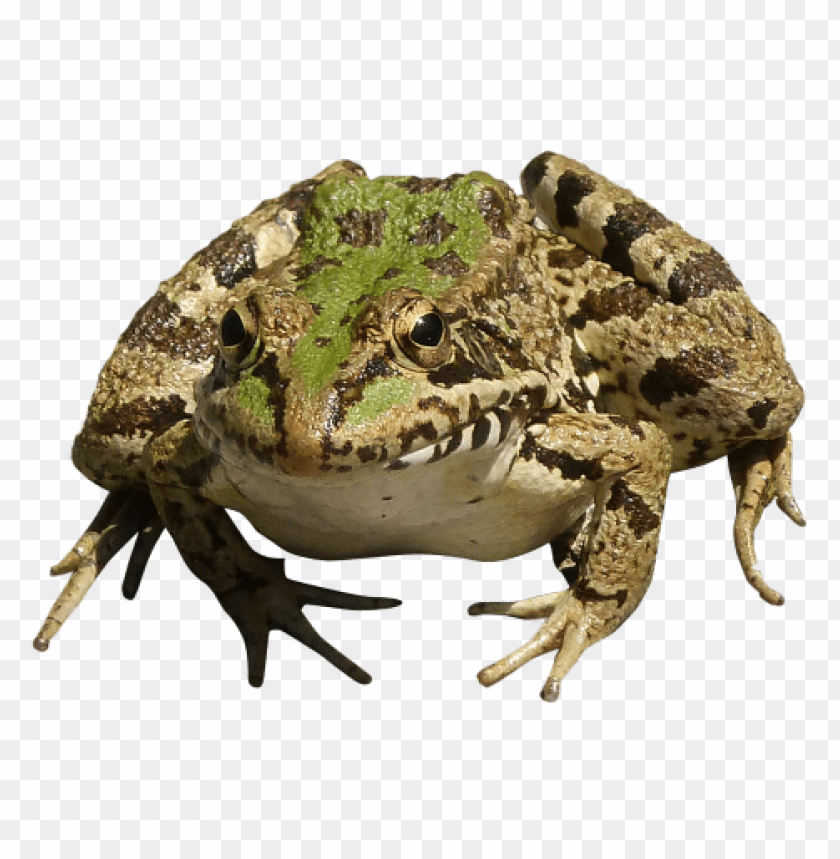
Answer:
219;432;594;562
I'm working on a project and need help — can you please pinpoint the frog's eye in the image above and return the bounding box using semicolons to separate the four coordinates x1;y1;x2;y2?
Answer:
393;298;451;370
410;312;445;348
218;303;260;369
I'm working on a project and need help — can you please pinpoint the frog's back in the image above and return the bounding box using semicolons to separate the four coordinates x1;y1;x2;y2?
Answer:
522;152;804;470
72;161;366;489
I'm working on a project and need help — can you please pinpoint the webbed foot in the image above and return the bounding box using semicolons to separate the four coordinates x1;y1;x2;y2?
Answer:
219;565;401;687
728;432;806;606
149;486;401;687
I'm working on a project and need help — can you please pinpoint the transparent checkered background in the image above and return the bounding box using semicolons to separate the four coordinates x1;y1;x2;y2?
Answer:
2;2;837;857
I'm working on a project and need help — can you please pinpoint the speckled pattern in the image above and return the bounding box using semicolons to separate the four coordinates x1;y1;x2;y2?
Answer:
36;154;805;700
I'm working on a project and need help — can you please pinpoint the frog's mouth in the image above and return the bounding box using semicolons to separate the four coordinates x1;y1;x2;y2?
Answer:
384;373;555;473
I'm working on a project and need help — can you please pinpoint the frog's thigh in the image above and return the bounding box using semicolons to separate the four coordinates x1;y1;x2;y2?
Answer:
476;413;671;700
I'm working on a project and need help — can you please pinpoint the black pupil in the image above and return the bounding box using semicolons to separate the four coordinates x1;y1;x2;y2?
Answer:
221;309;246;347
410;313;444;347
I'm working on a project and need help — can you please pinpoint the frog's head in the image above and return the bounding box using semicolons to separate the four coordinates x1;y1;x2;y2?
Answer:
194;169;555;481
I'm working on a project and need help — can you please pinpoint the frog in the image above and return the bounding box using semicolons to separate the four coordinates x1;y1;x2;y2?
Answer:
34;153;805;701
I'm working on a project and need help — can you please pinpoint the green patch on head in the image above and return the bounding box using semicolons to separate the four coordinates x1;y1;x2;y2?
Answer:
345;377;416;427
237;375;274;426
291;172;502;392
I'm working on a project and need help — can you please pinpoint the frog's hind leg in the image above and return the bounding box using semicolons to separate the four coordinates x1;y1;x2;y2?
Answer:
34;488;161;651
148;480;401;688
728;432;806;606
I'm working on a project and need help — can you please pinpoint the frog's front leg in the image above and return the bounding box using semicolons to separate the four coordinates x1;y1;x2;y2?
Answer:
145;422;401;688
470;414;671;701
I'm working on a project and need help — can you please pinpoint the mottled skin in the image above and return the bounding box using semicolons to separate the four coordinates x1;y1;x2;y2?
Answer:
35;154;805;700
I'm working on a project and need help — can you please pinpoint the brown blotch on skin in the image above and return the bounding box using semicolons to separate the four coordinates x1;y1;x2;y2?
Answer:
417;395;461;429
274;180;320;229
410;212;457;246
355;356;398;384
422;250;470;277
608;415;646;439
547;243;592;272
398;420;438;455
639;346;738;407
120;292;218;363
322;438;353;462
574;577;629;609
335;208;387;247
605;478;660;539
476;185;511;239
520;434;605;481
569;279;662;329
294;254;341;283
747;397;778;430
687;437;714;467
552;170;596;228
88;393;189;440
601;200;670;277
250;352;290;445
667;248;741;305
471;415;492;449
520;152;554;198
427;342;503;387
550;528;585;587
281;163;366;231
175;452;215;491
403;174;464;195
161;499;187;534
356;445;379;463
192;227;257;289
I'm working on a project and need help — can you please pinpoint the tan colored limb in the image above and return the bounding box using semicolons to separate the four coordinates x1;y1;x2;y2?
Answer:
472;413;670;701
50;489;132;576
770;432;806;526
468;591;565;620
34;490;157;650
728;433;805;607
